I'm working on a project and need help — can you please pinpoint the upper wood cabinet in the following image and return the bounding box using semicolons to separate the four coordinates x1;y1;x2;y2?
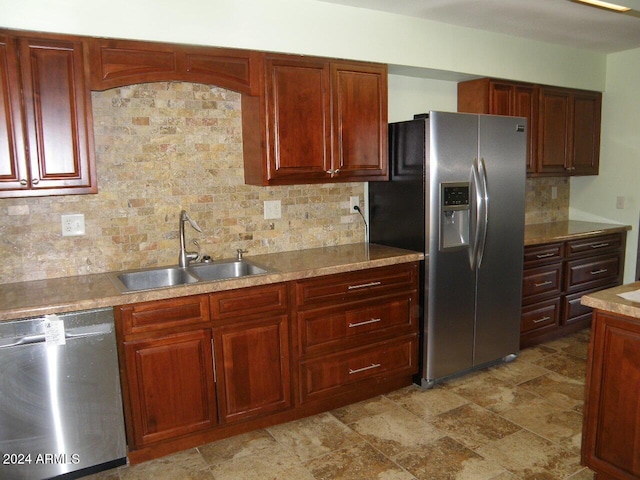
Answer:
89;38;261;95
242;55;388;185
0;30;96;197
458;78;537;174
458;77;601;177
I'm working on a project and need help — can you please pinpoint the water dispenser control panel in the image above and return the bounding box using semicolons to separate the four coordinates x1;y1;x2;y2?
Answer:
440;182;470;250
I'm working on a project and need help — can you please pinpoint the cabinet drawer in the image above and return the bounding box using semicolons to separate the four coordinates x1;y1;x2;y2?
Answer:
210;283;287;321
565;254;620;293
524;243;563;266
297;293;416;355
522;264;563;303
299;335;418;403
563;289;597;325
521;298;560;333
117;295;209;336
566;234;622;257
295;264;418;306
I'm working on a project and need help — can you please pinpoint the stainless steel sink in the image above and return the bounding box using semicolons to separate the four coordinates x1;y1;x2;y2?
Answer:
189;260;268;281
109;260;271;293
112;267;200;292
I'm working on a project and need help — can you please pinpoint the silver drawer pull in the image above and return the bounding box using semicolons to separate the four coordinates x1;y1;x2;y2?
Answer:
534;280;553;287
348;318;382;328
590;243;609;249
536;253;555;258
590;268;608;275
533;316;551;324
348;281;382;290
349;363;381;375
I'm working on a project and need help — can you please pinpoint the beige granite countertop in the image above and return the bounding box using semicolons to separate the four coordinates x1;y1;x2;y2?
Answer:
524;220;631;246
0;243;423;322
581;282;640;320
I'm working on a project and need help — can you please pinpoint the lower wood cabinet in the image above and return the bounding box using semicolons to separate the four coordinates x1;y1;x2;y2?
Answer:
122;329;217;447
582;310;640;479
114;261;420;462
521;232;626;347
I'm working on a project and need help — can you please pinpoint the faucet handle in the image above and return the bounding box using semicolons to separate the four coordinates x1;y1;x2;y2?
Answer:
181;210;202;233
237;249;248;261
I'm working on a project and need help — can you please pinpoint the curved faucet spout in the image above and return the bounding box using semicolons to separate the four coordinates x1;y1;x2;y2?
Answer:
179;210;203;267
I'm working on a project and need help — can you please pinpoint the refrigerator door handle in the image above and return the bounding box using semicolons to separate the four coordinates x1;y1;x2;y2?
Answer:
470;159;482;270
476;158;489;269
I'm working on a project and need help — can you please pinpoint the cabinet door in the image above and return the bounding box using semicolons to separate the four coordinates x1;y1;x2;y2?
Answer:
583;312;640;478
265;57;331;183
17;35;96;195
538;87;571;175
571;92;601;175
214;314;291;424
332;62;388;181
123;329;217;447
513;84;538;174
0;34;28;192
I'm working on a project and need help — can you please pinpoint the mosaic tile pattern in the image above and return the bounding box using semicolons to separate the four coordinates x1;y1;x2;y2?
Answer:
81;329;594;480
0;83;364;284
525;177;570;225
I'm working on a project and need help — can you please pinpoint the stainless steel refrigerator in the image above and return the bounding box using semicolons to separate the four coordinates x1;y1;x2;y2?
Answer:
369;111;527;387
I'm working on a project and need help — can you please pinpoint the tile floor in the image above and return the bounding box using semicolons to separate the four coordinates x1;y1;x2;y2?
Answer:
85;329;595;480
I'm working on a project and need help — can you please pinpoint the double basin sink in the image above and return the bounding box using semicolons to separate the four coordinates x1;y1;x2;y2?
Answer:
109;260;271;293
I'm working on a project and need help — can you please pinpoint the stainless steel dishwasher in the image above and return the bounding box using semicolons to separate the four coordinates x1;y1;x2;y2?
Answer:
0;307;127;479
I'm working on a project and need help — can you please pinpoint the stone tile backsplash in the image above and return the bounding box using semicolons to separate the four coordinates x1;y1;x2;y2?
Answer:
0;82;568;285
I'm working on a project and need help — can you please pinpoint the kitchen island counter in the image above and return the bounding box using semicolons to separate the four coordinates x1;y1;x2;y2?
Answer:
0;243;423;322
581;281;640;320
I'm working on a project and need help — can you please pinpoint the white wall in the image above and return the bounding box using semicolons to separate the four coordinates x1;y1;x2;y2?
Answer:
570;48;640;283
388;75;458;122
1;0;606;91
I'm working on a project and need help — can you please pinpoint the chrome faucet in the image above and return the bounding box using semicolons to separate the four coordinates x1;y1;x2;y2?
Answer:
178;210;202;267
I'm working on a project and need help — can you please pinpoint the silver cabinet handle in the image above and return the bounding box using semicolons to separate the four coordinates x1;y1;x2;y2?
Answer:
533;316;551;324
348;281;381;290
19;179;28;185
348;318;381;328
536;253;555;259
348;363;381;375
590;243;609;249
31;178;39;185
326;168;341;177
590;269;608;275
534;280;553;287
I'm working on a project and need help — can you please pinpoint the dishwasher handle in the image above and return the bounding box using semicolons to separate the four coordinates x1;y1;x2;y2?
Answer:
0;322;113;349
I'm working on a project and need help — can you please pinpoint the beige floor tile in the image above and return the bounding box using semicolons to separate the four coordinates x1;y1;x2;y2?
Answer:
445;371;539;414
485;358;549;385
518;371;586;412
477;429;582;479
567;467;596;479
267;412;363;462
119;449;213;480
431;403;521;450
331;394;400;424
386;384;469;420
305;442;415;480
349;406;444;457
500;396;584;453
198;429;276;466
393;436;509;480
532;352;587;382
517;344;558;363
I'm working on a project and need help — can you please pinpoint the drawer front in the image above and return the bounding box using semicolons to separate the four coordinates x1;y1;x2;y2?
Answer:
299;335;418;403
522;264;563;303
298;293;416;355
565;254;621;293
521;298;560;333
566;234;622;258
118;295;210;336
563;290;594;325
524;243;563;266
210;283;288;321
295;264;418;307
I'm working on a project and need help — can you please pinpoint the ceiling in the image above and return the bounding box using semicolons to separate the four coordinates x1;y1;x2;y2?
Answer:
317;0;640;53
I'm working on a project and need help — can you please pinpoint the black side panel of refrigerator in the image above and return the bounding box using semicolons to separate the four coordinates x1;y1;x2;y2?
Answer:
369;120;426;252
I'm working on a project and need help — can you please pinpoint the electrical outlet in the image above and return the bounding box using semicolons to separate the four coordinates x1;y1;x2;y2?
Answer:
616;196;625;209
264;200;281;219
349;196;360;212
61;214;85;236
551;186;558;200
